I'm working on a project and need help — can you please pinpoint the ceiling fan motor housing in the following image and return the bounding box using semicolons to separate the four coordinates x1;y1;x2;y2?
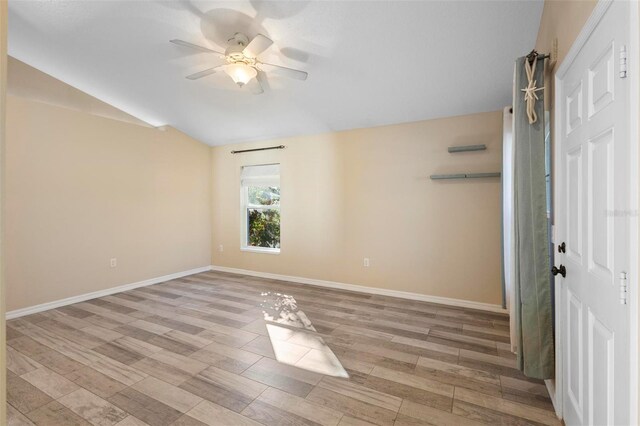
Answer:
225;33;257;66
228;32;250;47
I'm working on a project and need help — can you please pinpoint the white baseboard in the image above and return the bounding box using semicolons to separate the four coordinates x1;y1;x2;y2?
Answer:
545;379;561;419
209;265;507;314
6;264;506;319
5;266;212;320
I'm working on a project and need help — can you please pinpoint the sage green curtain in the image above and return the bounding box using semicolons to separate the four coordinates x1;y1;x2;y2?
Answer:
513;56;554;379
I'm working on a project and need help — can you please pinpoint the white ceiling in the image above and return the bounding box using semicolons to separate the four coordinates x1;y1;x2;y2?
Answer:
8;0;543;146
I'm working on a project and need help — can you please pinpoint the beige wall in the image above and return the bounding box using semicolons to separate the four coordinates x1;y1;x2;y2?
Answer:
212;111;503;306
535;0;597;68
1;0;7;420
8;57;150;128
535;0;597;111
6;95;212;312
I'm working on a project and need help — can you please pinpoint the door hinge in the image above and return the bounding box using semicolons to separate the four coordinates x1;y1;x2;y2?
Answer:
620;271;628;305
620;45;628;78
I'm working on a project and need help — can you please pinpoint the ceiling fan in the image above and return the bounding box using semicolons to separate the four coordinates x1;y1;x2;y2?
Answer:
170;33;308;94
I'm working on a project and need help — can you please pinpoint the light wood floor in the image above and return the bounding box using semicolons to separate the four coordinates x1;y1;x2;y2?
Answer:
6;271;560;426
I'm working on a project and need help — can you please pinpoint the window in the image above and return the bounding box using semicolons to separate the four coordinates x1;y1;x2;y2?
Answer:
241;164;280;253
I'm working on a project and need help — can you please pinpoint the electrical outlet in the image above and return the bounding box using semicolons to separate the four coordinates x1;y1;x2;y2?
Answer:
219;244;224;252
363;258;370;267
110;258;117;268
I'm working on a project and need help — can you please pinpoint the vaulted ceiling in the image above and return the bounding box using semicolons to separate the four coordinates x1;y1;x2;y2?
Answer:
8;1;543;146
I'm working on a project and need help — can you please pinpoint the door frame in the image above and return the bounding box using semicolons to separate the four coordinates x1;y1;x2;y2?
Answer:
552;0;640;422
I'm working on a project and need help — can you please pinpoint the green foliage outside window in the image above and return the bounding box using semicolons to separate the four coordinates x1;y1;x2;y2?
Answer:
247;186;280;248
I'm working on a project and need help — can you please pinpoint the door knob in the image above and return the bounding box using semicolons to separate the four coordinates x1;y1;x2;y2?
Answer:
552;265;566;277
558;242;566;253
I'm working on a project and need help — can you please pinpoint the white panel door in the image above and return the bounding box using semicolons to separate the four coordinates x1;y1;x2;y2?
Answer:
556;1;631;425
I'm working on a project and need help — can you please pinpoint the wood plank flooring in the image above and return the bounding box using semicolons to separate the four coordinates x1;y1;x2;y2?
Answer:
7;271;560;425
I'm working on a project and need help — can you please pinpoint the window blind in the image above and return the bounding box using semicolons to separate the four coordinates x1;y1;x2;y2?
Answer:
241;164;280;187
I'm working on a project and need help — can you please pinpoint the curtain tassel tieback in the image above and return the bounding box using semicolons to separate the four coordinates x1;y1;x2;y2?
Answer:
521;58;545;124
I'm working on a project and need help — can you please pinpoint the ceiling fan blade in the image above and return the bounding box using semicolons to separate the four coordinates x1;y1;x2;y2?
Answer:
243;34;273;58
260;62;308;81
170;39;224;55
185;65;226;80
247;76;264;95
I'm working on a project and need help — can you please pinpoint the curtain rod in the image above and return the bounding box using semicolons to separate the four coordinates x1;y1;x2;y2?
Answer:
526;50;549;64
231;145;286;154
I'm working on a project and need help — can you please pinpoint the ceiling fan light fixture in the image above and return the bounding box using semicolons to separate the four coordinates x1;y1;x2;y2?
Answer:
225;63;257;87
172;33;308;93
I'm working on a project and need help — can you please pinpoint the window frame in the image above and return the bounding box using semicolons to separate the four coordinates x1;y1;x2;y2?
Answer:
240;165;281;254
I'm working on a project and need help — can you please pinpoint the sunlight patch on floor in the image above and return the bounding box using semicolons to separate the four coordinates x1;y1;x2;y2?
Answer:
261;292;349;378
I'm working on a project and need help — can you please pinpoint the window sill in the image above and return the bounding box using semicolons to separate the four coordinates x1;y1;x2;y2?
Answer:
241;246;281;255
